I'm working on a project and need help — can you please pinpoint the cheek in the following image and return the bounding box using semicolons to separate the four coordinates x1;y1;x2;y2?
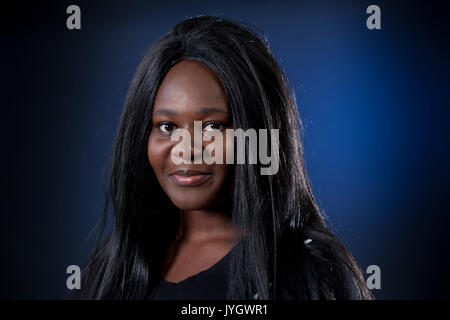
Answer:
147;134;171;174
223;131;236;164
215;165;230;185
203;131;233;164
210;163;234;206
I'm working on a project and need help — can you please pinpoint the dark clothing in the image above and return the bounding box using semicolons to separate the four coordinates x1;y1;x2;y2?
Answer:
148;249;231;300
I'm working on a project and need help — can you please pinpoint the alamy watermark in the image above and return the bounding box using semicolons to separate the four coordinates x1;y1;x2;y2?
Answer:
169;121;280;176
366;5;381;30
65;263;381;291
66;265;81;290
66;5;381;31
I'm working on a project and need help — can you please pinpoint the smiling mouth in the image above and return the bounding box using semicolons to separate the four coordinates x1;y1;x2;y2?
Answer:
169;169;212;186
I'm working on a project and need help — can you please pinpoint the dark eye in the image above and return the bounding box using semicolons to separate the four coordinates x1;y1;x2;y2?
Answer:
158;122;176;134
204;122;226;132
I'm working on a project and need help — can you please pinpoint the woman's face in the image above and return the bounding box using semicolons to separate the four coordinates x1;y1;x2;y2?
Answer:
148;60;234;210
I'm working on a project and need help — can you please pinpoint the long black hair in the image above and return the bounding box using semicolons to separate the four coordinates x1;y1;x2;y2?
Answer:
79;15;373;300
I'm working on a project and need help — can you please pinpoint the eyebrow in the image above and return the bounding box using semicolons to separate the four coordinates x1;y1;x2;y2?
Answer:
154;108;178;116
154;107;230;116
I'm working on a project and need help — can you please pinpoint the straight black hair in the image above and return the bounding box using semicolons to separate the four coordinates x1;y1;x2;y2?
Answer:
79;15;373;300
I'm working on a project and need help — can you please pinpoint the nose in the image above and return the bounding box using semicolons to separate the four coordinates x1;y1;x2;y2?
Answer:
171;122;203;164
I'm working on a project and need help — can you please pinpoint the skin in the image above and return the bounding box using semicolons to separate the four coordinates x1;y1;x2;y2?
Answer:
147;59;240;283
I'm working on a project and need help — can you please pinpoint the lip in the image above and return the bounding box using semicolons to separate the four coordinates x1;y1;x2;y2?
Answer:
169;169;212;186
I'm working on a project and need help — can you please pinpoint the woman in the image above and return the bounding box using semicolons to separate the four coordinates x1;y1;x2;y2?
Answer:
79;15;373;300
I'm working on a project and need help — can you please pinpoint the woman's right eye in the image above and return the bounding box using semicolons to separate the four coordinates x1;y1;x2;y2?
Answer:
158;122;176;134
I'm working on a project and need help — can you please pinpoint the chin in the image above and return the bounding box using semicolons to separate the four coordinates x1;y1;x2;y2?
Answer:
170;195;216;211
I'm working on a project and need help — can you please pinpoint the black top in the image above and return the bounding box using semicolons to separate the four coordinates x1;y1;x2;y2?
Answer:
148;248;232;300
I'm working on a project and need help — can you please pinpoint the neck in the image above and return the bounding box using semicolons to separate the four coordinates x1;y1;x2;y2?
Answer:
176;208;237;243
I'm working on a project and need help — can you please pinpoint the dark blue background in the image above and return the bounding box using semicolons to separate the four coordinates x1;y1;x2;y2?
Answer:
1;0;449;299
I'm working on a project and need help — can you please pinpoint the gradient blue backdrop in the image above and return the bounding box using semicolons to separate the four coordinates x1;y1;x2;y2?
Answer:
1;0;449;299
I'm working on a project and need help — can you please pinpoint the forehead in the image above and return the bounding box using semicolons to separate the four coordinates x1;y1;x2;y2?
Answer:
153;60;229;114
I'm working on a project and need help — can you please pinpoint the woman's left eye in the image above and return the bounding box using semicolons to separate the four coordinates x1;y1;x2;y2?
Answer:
203;122;226;132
